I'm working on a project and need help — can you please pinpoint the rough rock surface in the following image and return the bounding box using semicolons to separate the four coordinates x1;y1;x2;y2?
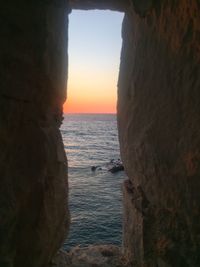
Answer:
50;245;131;267
0;1;70;266
118;0;200;266
1;0;200;266
69;0;128;11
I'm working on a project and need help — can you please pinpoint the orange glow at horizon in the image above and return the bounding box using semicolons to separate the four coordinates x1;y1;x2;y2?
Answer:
63;98;116;114
63;10;123;114
63;68;118;114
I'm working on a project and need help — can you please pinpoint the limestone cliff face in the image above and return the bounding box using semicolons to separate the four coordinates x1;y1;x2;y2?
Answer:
118;0;200;266
0;1;70;266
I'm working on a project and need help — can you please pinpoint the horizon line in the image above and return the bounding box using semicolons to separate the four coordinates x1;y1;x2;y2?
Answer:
63;112;117;115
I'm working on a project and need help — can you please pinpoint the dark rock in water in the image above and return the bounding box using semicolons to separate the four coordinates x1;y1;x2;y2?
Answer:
91;159;124;173
109;164;124;173
108;159;124;173
91;166;97;171
91;165;101;171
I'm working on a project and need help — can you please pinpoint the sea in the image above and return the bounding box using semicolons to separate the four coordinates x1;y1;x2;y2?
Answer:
60;113;126;249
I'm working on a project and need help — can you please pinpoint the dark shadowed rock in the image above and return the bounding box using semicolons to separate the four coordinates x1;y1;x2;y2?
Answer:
50;245;131;267
0;1;70;266
69;0;129;11
1;0;200;266
118;0;200;266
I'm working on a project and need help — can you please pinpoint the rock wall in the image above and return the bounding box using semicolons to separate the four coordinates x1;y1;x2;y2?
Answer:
69;0;128;11
0;1;70;266
118;0;200;266
1;0;200;266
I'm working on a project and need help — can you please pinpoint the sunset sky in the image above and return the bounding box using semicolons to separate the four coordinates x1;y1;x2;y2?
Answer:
63;10;124;114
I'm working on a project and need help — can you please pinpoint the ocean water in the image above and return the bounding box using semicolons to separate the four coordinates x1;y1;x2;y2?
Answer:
60;114;126;249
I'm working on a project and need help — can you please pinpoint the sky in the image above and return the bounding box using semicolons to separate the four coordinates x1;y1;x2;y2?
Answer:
63;10;124;114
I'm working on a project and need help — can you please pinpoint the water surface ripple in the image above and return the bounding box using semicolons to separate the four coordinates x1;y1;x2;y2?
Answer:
61;114;126;249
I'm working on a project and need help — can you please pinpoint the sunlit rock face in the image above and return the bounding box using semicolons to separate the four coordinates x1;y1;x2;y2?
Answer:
0;1;70;266
118;0;200;266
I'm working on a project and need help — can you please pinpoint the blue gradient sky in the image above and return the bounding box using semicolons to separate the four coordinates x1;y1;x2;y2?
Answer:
64;10;124;113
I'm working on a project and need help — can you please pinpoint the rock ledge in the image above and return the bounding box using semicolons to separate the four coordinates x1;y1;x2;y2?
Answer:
50;245;131;267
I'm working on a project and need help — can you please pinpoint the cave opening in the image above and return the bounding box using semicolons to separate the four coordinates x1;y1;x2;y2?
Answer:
61;9;125;249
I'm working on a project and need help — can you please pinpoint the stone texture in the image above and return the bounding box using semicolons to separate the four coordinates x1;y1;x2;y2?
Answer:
118;0;200;266
1;0;200;266
0;1;70;266
50;245;131;267
69;0;129;11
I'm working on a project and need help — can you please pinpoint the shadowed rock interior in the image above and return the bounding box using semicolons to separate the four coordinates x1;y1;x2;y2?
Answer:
0;0;200;266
